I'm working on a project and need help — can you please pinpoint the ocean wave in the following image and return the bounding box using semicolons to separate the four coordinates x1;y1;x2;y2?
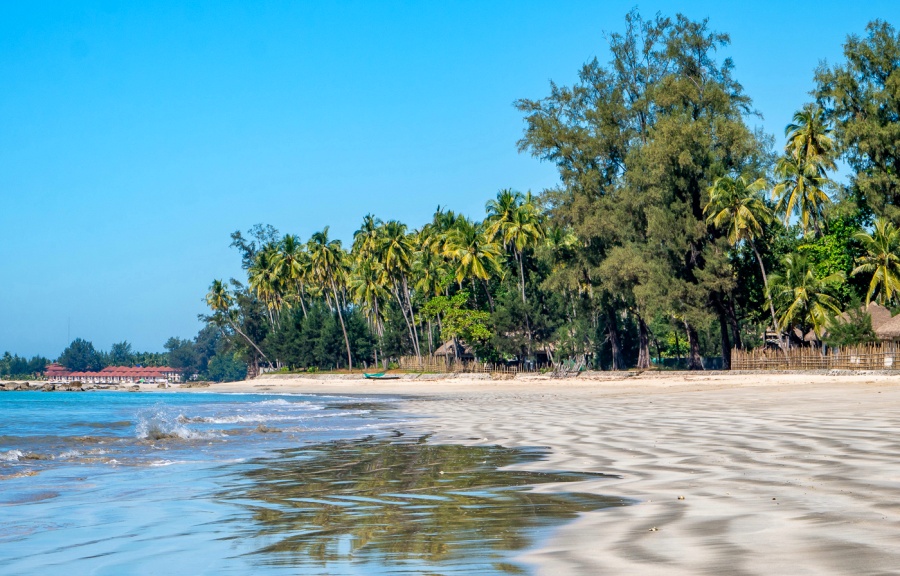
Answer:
56;448;106;460
253;399;321;408
309;410;370;418
136;406;217;441
0;450;23;462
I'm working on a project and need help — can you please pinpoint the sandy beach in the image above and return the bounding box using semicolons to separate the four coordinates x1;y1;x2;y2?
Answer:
199;371;900;574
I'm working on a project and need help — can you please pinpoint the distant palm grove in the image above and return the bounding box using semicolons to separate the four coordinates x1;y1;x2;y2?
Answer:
189;13;900;375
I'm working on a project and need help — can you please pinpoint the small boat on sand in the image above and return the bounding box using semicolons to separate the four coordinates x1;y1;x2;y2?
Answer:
363;372;400;380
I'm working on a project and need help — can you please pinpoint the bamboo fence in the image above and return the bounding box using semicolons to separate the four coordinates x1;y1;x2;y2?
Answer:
396;356;546;374
731;343;900;371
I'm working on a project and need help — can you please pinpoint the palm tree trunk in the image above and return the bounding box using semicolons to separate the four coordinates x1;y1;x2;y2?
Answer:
402;276;422;360
751;241;789;358
228;321;271;366
482;279;495;313
393;287;420;360
295;281;308;318
329;277;353;370
517;250;527;304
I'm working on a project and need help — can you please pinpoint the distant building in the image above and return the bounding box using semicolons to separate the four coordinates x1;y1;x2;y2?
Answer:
45;363;181;384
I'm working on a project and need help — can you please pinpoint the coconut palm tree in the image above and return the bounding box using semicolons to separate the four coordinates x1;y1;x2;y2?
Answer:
376;220;421;359
248;244;284;326
499;194;545;304
852;218;900;305
705;174;784;347
443;218;502;311
276;234;310;317
352;214;382;257
349;258;389;366
308;227;354;370
770;254;844;340
485;189;524;241
204;279;270;363
772;156;832;237
772;104;836;237
785;103;837;173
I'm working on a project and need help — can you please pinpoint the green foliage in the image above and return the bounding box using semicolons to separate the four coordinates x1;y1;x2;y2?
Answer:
815;21;900;222
58;338;104;372
207;353;247;382
771;254;844;338
0;352;48;379
796;214;865;305
186;13;900;370
421;291;492;346
165;337;198;379
264;304;374;371
823;299;877;347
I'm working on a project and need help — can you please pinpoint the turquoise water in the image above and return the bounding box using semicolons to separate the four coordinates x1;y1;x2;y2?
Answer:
0;391;626;574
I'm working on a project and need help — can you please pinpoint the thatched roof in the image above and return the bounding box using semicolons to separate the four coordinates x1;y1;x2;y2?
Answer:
433;340;474;358
792;327;819;343
839;302;894;331
875;309;900;340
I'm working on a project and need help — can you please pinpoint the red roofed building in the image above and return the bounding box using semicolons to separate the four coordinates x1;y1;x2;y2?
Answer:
44;363;181;384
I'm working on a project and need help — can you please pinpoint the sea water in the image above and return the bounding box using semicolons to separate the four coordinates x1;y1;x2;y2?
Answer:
0;391;626;575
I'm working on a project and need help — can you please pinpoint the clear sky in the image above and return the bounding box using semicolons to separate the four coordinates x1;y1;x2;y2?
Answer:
3;1;899;358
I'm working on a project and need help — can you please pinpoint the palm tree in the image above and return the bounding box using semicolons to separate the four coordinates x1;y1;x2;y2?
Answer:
772;155;832;237
308;227;354;370
852;218;900;305
498;194;544;304
485;189;524;241
772;104;836;237
785;103;837;172
248;244;284;326
205;279;270;364
376;220;421;359
276;234;310;317
770;254;844;340
352;214;382;257
443;218;502;311
705;174;784;348
349;258;389;366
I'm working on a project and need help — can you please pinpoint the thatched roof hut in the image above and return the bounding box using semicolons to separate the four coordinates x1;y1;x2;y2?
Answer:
843;302;894;331
433;340;475;360
875;307;900;340
817;302;895;341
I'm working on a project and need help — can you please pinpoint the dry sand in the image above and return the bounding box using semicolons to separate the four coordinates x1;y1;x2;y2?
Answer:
201;371;900;574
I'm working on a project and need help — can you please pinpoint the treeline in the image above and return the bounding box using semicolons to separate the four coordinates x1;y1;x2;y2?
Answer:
195;12;900;373
0;353;49;379
50;333;247;382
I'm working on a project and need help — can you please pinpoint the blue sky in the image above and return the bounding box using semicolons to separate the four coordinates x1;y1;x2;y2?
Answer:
2;1;899;358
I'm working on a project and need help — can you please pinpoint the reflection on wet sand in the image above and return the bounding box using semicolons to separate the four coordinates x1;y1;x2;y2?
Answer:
227;435;629;573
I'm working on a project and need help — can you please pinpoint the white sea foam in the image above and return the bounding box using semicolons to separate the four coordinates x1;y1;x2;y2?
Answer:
1;450;24;462
254;399;314;407
136;406;216;441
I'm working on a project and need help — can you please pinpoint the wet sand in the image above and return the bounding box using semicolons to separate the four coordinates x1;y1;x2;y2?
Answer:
201;372;900;574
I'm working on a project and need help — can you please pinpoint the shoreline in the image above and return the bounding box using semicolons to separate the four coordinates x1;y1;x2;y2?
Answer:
215;372;900;574
6;372;900;573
